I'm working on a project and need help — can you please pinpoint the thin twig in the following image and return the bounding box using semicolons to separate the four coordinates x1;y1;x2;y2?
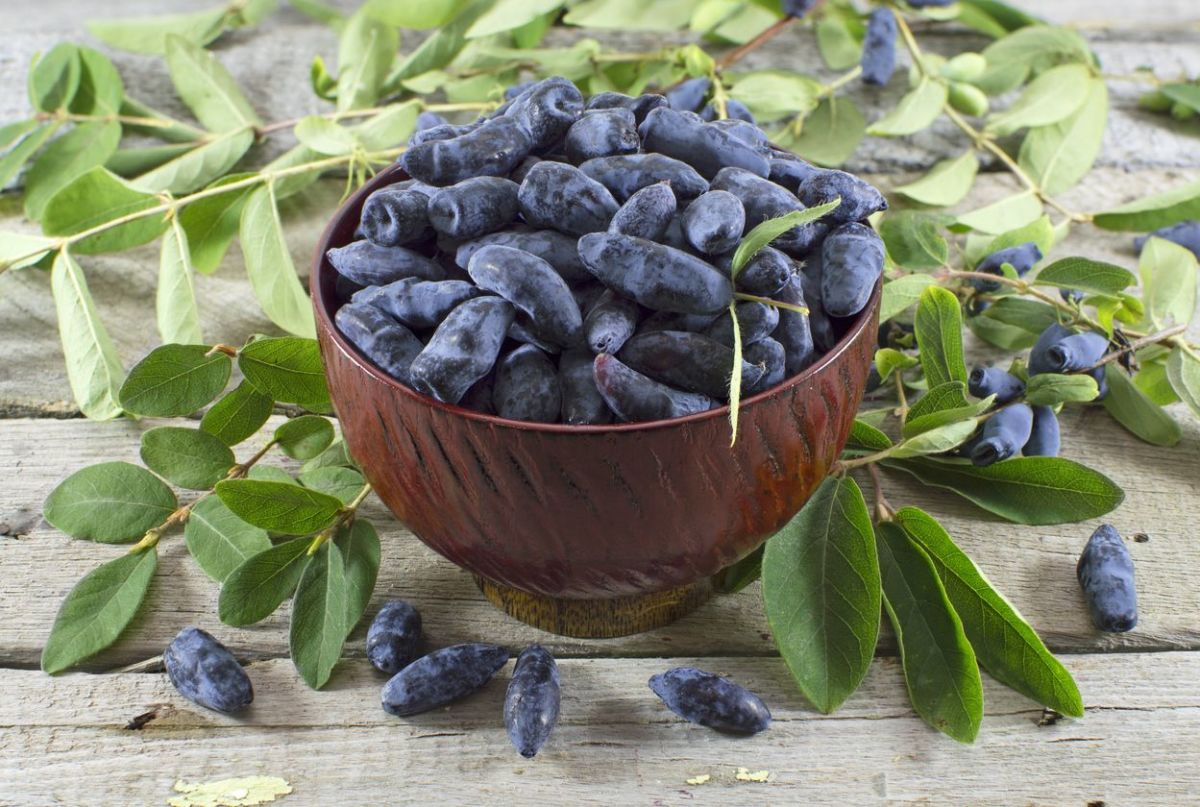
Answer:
717;16;796;70
868;463;895;521
1079;323;1189;371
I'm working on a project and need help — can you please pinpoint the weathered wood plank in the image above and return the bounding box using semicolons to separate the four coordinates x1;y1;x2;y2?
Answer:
3;653;1199;805
1;409;1196;668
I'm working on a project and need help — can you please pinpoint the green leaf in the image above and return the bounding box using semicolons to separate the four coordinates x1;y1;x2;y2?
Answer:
41;549;158;674
979;26;1091;91
0;121;61;188
290;542;348;688
879;212;949;271
335;10;399;113
891;418;981;459
1133;358;1179;407
335;519;380;637
294;117;357;156
118;96;207;143
985;63;1090;136
353;101;420;150
218;536;312;626
883;456;1125;525
867;78;948;137
466;0;565;38
0;119;41;151
1031;257;1135;296
727;301;745;445
88;7;229;55
238;336;330;411
120;344;232;417
302;439;356;473
905;381;971;423
50;250;126;420
915;286;967;390
762;476;881;714
275;415;335;460
140;426;235;490
966;308;1039;350
847;419;893;451
875;522;983;744
178;173;258;274
201;381;275;446
157;219;204;346
299;466;365;505
249;466;299;485
714;545;765;594
132;128;254;195
979;298;1060;336
0;231;58;271
982;212;1055;258
880;274;937;322
1024;373;1099;405
1139;237;1198;329
68;48;125;118
875;347;919;382
904;395;993;439
165;35;261;132
362;0;460;27
1165;347;1200;420
184;495;272;583
215;479;343;535
44;461;177;543
106;144;197;178
235;0;279;26
895;507;1083;716
1092;179;1200;232
291;0;345;26
1018;78;1107;195
953;191;1043;235
240;186;317;338
728;71;821;122
730;202;841;276
563;0;695;30
41;167;168;255
28;43;82;112
389;0;492;83
778;96;866;168
894;151;978;207
1101;363;1182;447
815;11;862;71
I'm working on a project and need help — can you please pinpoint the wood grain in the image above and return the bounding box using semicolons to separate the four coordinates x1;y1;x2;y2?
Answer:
3;653;1198;805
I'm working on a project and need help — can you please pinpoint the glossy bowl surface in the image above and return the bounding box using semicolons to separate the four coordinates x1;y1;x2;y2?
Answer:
313;163;880;599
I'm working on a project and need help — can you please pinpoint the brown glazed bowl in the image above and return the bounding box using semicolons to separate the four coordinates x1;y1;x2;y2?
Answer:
313;163;880;637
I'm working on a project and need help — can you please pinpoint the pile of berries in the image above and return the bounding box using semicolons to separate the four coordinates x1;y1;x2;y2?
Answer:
327;76;886;424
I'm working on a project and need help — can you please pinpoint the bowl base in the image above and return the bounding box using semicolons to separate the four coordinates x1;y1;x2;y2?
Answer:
474;576;714;638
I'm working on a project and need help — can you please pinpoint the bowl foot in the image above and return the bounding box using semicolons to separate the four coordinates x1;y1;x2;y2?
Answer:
474;576;714;638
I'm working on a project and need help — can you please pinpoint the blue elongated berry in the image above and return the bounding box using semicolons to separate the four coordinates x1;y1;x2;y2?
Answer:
468;244;584;349
456;229;591;286
504;645;561;758
409;297;515;404
1077;524;1137;633
711;167;819;255
164;627;253;714
971;241;1043;291
970;403;1034;466
518;161;619;237
335;303;423;386
593;354;718;422
798;170;888;224
584;290;640;355
579;153;709;203
360;186;430;247
619;330;764;399
861;9;898;86
404;117;533;186
1133;220;1200;259
736;246;793;297
639;107;771;179
427;177;519;240
559;348;613;424
493;344;561;422
821;222;885;317
327;240;446;286
665;77;711;112
577;232;734;315
799;249;838;352
771;273;817;375
682;190;745;256
366;600;423;675
503;77;585;149
1023;405;1060;457
637;310;720;335
586;91;668;123
699;99;756;124
709;119;770;154
415;111;448;131
703;301;779;348
1028;325;1108;374
744;337;786;393
381;643;510;717
768;153;821;193
648;667;771;735
968;366;1026;403
409;121;480;147
609;182;676;241
353;278;480;330
564;108;640;164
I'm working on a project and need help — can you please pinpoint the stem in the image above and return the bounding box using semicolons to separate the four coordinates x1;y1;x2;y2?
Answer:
306;482;373;555
257;101;495;135
735;291;809;315
894;372;909;419
717;16;795;70
819;65;863;99
867;463;895;521
1080;323;1189;371
39;110;185;131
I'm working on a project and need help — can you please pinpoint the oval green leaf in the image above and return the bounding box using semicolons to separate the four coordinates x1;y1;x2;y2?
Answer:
275;415;335;460
44;461;177;543
119;343;232;417
915;286;968;390
184;495;272;583
50;250;126;420
238;336;330;410
300;466;365;505
1101;363;1182;447
157;218;204;346
1032;257;1135;297
1024;373;1099;406
215;479;343;535
201;381;275;446
218;536;312;626
140;426;236;490
290;541;349;689
239;186;318;338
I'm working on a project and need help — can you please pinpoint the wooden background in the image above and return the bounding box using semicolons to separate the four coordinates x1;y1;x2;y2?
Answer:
1;1;1199;804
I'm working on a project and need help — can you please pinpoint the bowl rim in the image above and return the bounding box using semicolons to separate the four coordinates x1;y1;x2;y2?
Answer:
311;162;881;435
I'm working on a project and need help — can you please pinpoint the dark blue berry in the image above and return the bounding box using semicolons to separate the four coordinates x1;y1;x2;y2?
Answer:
1077;524;1137;633
1023;404;1060;457
768;153;821;193
415;111;448;131
798;249;838;352
971;241;1043;291
699;99;756;124
744;337;786;393
427;177;519;240
781;0;818;17
735;246;793;297
579;153;709;203
608;182;677;241
968;366;1026;404
771;272;817;375
619;330;764;399
665;77;711;113
360;186;430;247
503;77;585;150
467;244;584;349
403;117;533;186
1133;220;1200;259
335;303;423;386
517;161;619;236
798;170;888;224
504;645;561;758
711;167;818;255
327;240;446;286
861;9;898;86
703;301;779;348
559;348;614;424
593;353;718;421
353;278;481;330
564;108;640;164
381;643;510;717
366;600;423;675
639;107;770;180
970;403;1034;466
648;667;771;735
821;222;885;318
586;91;668;123
493;344;561;422
164;627;253;714
682;190;745;256
409;297;515;404
1028;325;1108;375
584;289;640;355
456;229;591;286
578;232;734;315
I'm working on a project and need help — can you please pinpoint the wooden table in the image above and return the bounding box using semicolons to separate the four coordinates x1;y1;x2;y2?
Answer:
2;2;1199;804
